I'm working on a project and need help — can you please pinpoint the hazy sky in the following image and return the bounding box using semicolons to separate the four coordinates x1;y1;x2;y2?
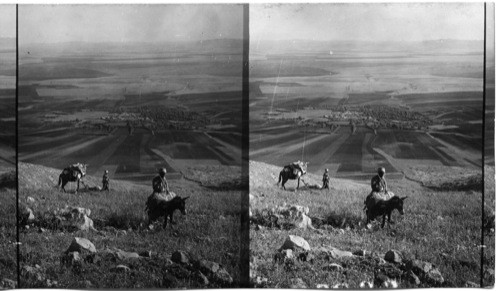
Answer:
0;5;16;38
251;3;485;42
20;4;243;43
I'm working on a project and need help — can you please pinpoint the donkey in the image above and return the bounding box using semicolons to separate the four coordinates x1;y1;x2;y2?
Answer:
58;164;87;194
145;195;189;229
277;162;308;190
365;195;407;228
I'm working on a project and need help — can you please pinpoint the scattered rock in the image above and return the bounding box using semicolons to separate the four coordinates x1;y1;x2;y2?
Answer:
254;276;268;286
139;250;153;258
295;213;315;229
359;281;374;288
408;259;433;277
374;272;390;287
465;281;479;288
44;279;58;288
290;205;310;215
56;206;96;231
255;225;265;231
1;278;16;289
320;224;335;231
437;216;444;220
61;251;81;267
111;264;130;272
171;251;190;264
353;249;366;257
198;259;220;274
280;235;311;251
104;247;140;260
274;249;294;264
21;265;44;282
163;272;179;288
65;237;96;254
38;227;47;233
427;268;444;285
20;206;35;225
26;196;35;203
213;267;233;285
407;271;420;285
323;263;343;272
332;282;349;288
384;250;403;264
195;270;209;286
317;246;353;259
316;283;329;288
82;280;93;288
290;278;307;289
485;268;495;280
297;251;315;263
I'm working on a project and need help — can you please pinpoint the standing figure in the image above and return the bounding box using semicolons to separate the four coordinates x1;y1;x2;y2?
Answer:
102;170;110;192
322;168;330;189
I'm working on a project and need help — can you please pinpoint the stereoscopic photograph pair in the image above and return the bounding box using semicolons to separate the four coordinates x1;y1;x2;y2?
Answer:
0;3;495;289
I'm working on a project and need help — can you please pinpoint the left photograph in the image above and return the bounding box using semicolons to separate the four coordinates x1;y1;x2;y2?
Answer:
18;5;244;288
0;4;17;290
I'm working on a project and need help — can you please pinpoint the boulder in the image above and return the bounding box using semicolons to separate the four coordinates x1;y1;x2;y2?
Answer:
26;196;35;203
279;235;311;251
384;250;403;263
171;251;190;264
290;278;307;289
65;237;96;254
56;206;96;231
316;284;329;288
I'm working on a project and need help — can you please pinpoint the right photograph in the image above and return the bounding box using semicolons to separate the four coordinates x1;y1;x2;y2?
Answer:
249;3;494;289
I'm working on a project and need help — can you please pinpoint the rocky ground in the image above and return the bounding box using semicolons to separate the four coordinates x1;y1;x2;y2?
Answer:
18;162;241;288
249;160;494;288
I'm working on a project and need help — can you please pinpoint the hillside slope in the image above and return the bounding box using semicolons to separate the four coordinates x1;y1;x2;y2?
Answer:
18;162;241;288
249;160;488;288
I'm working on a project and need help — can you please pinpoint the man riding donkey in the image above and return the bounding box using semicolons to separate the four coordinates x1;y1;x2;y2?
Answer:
145;167;188;229
364;167;407;228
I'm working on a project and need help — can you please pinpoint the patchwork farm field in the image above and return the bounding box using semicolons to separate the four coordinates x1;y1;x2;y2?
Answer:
19;40;243;186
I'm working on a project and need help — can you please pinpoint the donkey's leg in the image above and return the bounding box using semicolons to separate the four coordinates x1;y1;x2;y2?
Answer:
61;180;67;193
381;215;386;228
